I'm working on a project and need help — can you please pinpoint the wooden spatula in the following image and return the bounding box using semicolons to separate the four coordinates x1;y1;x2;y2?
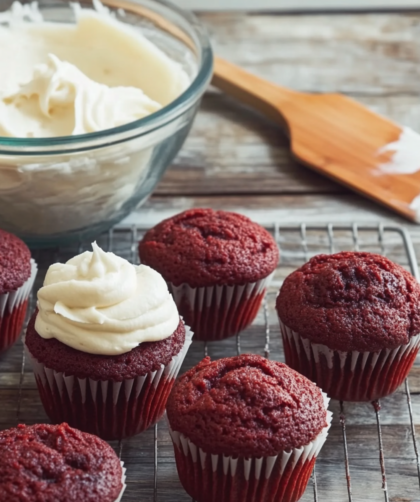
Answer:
212;57;420;223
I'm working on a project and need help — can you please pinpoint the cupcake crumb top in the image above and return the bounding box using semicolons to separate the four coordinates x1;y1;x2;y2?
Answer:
139;208;279;287
277;251;420;352
0;228;31;294
167;354;327;457
0;423;123;502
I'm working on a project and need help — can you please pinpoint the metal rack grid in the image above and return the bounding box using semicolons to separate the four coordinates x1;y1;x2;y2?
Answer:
3;222;420;502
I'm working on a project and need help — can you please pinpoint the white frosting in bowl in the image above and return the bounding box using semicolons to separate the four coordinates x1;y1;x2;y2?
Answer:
35;243;180;355
0;1;197;237
0;53;162;137
0;1;189;138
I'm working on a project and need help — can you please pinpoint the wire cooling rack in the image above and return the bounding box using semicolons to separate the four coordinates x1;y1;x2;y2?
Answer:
2;222;420;502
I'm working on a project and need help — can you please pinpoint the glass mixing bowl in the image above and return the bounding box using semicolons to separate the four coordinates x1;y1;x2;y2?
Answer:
0;0;213;247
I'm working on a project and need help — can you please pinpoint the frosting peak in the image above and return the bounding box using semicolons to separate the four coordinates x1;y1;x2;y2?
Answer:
35;243;180;355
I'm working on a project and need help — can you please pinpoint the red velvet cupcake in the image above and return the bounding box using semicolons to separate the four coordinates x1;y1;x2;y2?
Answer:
25;243;192;440
0;423;126;502
0;229;37;353
277;252;420;401
166;354;331;502
139;209;279;341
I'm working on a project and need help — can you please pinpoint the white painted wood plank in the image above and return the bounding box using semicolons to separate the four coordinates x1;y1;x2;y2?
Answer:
174;0;420;11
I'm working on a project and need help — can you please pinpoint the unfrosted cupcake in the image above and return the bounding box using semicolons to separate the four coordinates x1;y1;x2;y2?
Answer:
25;243;192;440
277;252;420;401
0;229;37;353
0;423;125;502
139;209;279;341
167;354;331;502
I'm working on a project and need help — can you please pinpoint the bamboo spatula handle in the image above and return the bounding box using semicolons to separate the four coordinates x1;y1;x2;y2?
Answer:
212;57;298;130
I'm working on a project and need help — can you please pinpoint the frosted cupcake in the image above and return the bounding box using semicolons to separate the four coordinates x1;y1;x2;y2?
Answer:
139;209;279;341
25;243;192;440
167;354;331;502
0;229;37;353
277;252;420;401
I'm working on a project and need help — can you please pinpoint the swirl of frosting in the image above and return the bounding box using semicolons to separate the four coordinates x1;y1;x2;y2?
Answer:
0;53;162;137
35;242;180;355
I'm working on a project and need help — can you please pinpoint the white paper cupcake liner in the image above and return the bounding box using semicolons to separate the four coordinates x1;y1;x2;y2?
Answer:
280;320;420;401
26;324;193;439
168;272;274;340
115;461;127;502
169;391;331;479
0;259;37;317
168;393;332;502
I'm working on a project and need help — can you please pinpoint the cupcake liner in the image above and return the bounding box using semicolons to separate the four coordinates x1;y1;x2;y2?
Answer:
115;461;127;502
0;259;37;353
280;320;420;401
168;393;332;502
26;325;193;440
168;272;274;341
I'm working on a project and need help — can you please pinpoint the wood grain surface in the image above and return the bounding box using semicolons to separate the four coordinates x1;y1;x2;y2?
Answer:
155;12;420;210
175;0;420;12
212;56;420;222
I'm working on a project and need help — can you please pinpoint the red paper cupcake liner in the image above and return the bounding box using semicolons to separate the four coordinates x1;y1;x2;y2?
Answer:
168;397;332;502
0;259;37;353
280;320;420;402
26;325;193;441
169;273;274;341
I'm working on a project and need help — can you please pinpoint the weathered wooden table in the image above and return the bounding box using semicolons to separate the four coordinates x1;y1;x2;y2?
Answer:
132;10;420;245
3;8;420;502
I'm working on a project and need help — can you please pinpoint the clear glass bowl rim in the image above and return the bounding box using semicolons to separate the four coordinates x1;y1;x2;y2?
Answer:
0;0;213;151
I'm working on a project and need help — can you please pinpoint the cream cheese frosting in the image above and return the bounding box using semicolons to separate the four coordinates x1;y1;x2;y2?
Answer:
0;1;189;137
0;53;162;137
35;243;180;355
0;1;194;235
